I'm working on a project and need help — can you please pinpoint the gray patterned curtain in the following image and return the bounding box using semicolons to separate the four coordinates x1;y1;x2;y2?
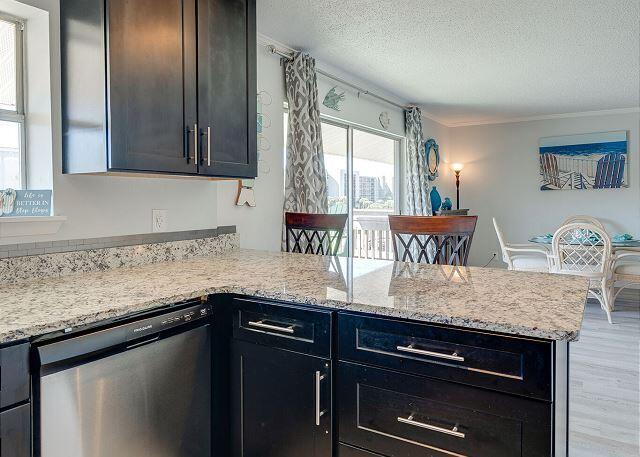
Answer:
282;52;328;250
405;107;431;216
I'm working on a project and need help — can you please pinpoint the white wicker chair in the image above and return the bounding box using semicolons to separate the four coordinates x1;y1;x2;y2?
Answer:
611;248;640;306
562;215;605;230
493;218;550;272
550;222;613;323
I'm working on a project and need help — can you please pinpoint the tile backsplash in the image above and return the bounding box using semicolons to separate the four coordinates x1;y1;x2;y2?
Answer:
0;227;237;283
0;226;236;258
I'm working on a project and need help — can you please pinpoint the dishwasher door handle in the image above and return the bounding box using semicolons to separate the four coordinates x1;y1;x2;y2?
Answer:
126;335;160;349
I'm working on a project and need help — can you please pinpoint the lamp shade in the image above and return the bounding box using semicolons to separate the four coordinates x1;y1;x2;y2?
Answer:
451;163;464;172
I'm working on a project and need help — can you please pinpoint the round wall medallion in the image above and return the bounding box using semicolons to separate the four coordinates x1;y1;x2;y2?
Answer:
379;111;391;130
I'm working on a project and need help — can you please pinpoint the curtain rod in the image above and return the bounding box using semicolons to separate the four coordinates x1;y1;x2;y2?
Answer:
267;44;411;111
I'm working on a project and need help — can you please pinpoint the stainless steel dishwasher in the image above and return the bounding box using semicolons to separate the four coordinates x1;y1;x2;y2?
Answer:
35;299;212;457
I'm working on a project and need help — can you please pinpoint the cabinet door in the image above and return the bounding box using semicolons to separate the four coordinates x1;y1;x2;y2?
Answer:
197;0;257;178
0;343;30;408
0;404;31;457
231;340;331;457
107;0;198;173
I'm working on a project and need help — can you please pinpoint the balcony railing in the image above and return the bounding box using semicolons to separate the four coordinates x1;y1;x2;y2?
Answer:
351;211;394;260
353;227;393;259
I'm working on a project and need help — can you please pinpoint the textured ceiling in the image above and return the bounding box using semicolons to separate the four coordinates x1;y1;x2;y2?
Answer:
258;0;640;125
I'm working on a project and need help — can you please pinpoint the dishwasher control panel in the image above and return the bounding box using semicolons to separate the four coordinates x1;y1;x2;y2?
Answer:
125;304;211;341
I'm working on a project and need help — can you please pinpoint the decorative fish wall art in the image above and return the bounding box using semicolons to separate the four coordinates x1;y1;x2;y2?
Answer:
323;86;346;111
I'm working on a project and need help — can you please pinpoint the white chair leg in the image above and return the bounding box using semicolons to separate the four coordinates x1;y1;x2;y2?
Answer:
589;287;613;324
600;279;613;324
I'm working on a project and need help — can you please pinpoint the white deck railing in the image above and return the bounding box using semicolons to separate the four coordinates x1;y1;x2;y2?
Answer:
353;227;393;259
351;212;394;260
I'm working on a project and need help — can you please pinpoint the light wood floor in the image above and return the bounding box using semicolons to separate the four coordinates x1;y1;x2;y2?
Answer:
569;291;639;457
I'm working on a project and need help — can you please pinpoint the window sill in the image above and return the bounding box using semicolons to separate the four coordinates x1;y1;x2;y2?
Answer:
0;216;67;238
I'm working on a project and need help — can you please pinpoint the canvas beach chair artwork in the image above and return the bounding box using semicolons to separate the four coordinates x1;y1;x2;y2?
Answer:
539;131;628;191
594;153;626;189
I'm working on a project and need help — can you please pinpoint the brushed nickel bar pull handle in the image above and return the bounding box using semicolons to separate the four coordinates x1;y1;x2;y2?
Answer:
193;123;198;165
247;320;295;334
398;415;466;439
315;371;327;426
207;126;211;166
396;344;465;362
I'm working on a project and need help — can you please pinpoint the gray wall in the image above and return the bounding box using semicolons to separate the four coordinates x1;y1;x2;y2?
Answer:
447;112;640;267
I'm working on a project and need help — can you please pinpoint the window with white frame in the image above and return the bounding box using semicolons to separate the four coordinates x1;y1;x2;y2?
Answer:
0;14;25;190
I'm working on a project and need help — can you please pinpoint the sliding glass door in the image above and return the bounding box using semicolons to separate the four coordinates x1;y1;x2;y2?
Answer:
322;118;401;258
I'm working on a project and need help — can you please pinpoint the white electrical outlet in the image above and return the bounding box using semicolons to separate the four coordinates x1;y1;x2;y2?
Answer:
152;209;168;233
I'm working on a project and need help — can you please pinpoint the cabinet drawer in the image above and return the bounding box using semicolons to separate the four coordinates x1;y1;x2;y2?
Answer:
338;313;552;400
0;343;30;408
338;362;551;457
1;403;31;457
339;443;387;456
232;297;332;358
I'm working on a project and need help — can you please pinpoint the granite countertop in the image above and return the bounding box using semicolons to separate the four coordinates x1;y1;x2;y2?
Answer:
0;249;589;344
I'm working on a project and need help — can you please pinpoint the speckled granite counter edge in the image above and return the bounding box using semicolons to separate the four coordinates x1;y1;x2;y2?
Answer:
3;283;583;345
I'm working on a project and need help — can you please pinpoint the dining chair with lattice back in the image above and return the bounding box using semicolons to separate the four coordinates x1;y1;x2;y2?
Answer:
388;215;478;266
550;222;613;323
284;212;348;256
611;248;640;307
562;215;605;230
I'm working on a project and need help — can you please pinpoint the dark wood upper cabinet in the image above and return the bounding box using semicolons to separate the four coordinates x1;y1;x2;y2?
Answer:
197;0;257;177
61;0;256;178
107;0;197;174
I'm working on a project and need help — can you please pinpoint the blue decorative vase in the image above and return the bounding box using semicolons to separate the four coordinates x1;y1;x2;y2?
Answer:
430;186;442;215
441;197;453;211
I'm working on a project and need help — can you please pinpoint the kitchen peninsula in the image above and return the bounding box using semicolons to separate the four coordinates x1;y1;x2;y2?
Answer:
0;245;587;457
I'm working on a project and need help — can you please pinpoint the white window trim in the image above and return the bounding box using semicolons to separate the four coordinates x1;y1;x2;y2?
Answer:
0;12;27;189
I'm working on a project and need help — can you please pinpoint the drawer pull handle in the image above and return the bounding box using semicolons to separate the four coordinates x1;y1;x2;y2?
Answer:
247;320;295;334
396;344;465;362
315;371;327;426
398;415;466;439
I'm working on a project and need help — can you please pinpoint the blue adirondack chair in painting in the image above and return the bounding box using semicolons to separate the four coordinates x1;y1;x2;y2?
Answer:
594;153;626;189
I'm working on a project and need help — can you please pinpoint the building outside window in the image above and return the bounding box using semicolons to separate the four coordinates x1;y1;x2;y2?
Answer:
0;14;25;190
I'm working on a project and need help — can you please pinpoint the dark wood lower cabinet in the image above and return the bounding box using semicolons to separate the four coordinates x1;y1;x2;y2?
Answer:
231;339;332;457
338;361;552;457
0;403;31;457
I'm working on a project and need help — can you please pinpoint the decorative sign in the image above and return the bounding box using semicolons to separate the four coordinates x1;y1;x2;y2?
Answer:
0;189;52;217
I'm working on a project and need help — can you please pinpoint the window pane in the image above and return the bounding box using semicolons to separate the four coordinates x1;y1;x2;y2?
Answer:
352;129;396;259
0;19;17;111
0;120;21;189
322;122;348;214
322;122;348;255
352;129;396;212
